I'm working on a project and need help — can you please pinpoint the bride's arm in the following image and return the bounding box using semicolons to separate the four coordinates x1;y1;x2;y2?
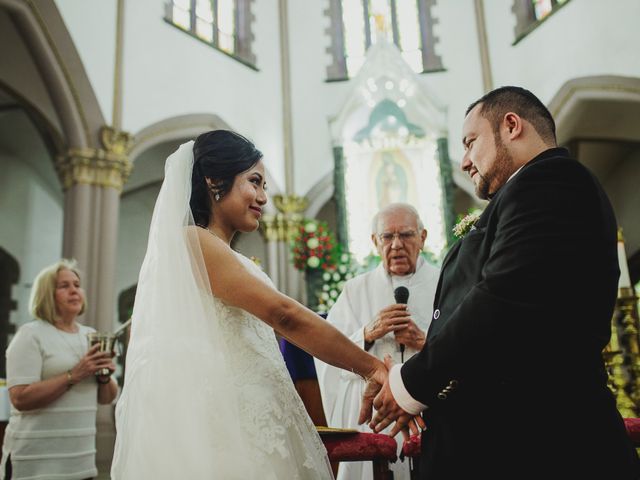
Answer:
197;230;385;382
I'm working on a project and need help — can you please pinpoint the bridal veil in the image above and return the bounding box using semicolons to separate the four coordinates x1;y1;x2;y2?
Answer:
111;141;257;478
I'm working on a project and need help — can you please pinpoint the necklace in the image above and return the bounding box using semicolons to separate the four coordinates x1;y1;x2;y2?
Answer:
197;225;218;238
197;225;232;245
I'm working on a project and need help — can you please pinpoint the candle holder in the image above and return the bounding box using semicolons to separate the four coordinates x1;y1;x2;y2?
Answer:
605;228;640;415
618;289;640;409
603;314;637;417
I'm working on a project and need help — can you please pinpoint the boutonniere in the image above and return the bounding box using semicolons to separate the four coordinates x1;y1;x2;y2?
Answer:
452;211;482;239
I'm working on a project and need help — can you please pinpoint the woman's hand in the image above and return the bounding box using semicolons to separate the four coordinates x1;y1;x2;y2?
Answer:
96;360;116;385
10;345;117;411
69;344;114;384
359;356;389;425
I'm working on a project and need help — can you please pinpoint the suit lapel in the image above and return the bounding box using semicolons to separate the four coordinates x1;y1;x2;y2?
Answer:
439;240;462;274
426;242;461;340
427;200;497;340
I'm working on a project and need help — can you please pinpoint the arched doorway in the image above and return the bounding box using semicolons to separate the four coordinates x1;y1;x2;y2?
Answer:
0;248;18;377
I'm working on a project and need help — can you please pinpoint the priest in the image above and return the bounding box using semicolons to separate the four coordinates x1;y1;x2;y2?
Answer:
315;203;439;480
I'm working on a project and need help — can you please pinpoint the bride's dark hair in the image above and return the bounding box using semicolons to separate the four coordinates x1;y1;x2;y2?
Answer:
190;130;263;226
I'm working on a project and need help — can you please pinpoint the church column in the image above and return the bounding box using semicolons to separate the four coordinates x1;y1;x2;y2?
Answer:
56;127;132;474
276;195;307;302
261;195;308;302
270;0;306;301
56;127;132;333
264;229;282;292
437;137;456;246
332;145;348;246
57;0;131;473
263;213;286;292
473;0;494;93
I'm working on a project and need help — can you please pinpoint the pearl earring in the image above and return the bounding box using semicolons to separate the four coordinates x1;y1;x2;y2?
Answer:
208;182;222;202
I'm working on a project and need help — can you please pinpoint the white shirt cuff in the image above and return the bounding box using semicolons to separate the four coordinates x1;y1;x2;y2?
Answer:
389;364;427;415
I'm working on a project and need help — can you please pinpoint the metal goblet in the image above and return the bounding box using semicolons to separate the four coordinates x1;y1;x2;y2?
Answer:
86;332;116;376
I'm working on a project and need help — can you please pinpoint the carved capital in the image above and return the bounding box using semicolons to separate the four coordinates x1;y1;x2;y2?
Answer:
56;127;134;191
101;126;134;157
273;194;308;215
261;213;287;242
261;195;308;242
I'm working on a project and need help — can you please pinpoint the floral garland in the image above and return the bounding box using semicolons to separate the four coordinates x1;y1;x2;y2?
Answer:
316;253;356;313
452;209;482;239
291;219;337;270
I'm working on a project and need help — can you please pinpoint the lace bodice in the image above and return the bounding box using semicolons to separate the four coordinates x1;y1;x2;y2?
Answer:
204;253;331;478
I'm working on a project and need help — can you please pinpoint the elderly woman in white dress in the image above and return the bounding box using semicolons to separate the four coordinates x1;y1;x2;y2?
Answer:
1;259;117;480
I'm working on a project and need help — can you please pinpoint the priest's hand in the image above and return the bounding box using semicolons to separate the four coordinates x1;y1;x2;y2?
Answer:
394;319;426;351
364;304;411;345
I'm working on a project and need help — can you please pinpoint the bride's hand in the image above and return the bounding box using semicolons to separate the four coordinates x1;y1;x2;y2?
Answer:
358;355;389;425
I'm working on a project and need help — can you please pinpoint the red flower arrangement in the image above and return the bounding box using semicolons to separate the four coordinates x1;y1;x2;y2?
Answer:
291;219;337;271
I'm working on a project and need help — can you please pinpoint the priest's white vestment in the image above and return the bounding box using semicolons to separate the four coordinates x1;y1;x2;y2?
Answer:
315;257;439;480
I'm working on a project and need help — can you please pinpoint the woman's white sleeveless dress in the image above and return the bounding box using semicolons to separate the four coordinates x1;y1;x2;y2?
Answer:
204;253;333;479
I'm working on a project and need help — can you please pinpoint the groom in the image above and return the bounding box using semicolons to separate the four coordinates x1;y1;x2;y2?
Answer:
361;86;640;479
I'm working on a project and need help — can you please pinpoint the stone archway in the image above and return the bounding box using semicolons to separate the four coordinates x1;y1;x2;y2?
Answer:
0;0;105;149
0;0;123;336
549;75;640;260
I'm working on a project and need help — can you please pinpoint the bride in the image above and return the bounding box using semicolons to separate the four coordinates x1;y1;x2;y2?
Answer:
111;130;389;479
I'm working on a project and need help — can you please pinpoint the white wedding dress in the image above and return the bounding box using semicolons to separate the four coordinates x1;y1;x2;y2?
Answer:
201;252;332;478
111;141;333;479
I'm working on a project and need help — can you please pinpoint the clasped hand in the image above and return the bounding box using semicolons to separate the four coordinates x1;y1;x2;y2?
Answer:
70;344;115;383
358;355;425;440
364;305;426;351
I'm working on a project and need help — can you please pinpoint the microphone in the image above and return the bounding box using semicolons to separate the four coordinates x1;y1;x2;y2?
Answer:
394;286;409;305
394;287;409;361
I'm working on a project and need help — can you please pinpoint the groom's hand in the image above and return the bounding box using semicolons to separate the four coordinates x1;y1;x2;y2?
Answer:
370;356;426;438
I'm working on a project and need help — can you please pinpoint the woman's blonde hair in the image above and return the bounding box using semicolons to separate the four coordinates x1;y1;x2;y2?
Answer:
29;259;86;324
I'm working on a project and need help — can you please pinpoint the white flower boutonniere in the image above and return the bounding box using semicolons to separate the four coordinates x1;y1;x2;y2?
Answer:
452;211;482;239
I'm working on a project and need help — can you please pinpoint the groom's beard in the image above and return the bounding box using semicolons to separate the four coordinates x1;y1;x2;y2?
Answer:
476;139;514;200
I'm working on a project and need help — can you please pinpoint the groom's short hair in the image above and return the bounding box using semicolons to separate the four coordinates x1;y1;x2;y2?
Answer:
466;86;557;146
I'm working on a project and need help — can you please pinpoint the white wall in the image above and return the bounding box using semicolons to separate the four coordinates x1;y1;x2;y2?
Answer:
115;183;160;298
416;0;485;165
54;0;117;127
0;154;63;329
288;0;350;196
484;0;640;105
123;0;285;189
55;0;287;190
53;0;640;198
287;0;640;196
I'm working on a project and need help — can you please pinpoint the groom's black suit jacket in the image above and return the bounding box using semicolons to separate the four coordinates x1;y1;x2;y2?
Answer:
401;148;639;479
